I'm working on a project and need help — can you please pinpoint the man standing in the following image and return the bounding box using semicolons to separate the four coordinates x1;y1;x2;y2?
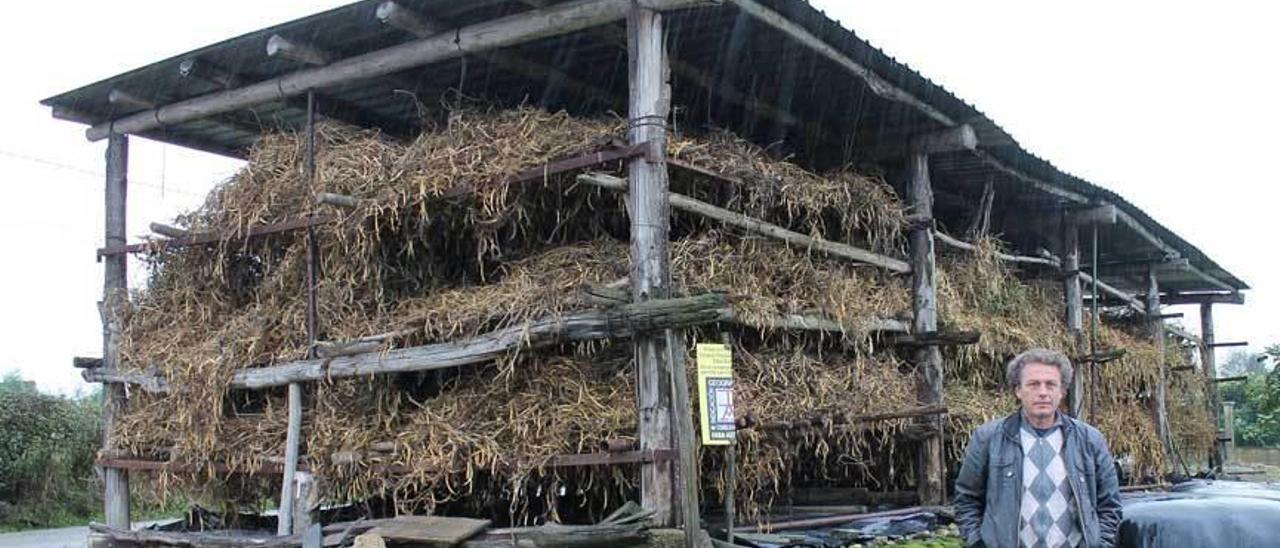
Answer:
955;348;1122;547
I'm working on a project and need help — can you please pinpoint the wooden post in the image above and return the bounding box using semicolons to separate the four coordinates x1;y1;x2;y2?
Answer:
292;471;316;534
1063;215;1085;418
102;133;131;530
280;92;318;536
1146;265;1170;457
628;6;675;527
1222;401;1235;463
907;151;944;506
1201;303;1222;469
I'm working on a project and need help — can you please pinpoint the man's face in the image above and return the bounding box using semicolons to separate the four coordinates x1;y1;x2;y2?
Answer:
1014;363;1065;421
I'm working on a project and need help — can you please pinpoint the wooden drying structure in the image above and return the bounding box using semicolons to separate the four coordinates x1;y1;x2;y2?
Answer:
47;0;1249;539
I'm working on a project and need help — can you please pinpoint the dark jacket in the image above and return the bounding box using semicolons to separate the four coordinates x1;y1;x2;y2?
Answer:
954;412;1123;547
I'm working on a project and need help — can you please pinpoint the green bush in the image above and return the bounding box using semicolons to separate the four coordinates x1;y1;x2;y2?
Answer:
1221;345;1280;448
0;372;102;528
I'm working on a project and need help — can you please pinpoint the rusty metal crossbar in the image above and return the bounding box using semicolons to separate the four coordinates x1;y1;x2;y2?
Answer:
99;449;671;477
97;215;337;258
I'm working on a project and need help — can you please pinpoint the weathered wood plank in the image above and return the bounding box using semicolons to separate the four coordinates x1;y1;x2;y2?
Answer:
907;147;944;506
84;0;710;141
627;4;678;530
102;133;131;529
1063;217;1085;418
1147;266;1170;457
1202;303;1222;469
368;516;490;546
87;294;729;392
578;173;911;272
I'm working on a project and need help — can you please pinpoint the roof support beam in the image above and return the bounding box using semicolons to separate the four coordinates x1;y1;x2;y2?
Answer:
726;0;954;127
376;1;618;109
266;35;332;66
1160;292;1245;306
178;56;417;139
86;0;712;142
971;148;1238;293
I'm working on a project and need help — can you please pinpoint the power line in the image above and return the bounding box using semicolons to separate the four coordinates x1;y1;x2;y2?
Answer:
0;147;224;199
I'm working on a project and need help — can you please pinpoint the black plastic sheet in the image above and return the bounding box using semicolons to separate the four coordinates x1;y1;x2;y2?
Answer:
1119;480;1280;548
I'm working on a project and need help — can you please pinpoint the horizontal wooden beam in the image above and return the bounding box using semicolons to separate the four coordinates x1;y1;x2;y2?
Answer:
911;125;978;155
1208;341;1248;348
1212;375;1249;383
578;172;912;273
862;125;977;161
267;34;332;66
934;231;1060;268
727;0;954;126
888;330;981;347
1165;324;1201;345
1160;292;1245;306
740;404;948;433
1071;349;1126;365
72;357;103;369
971;147;1239;294
148;222;190;238
86;0;711;141
100;449;670;478
97;215;336;258
85;294;730;392
447;143;647;198
315;192;360;209
1079;271;1145;312
1070;204;1118;226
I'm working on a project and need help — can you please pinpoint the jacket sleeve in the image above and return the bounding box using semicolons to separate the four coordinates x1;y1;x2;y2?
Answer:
954;423;992;547
1090;428;1123;547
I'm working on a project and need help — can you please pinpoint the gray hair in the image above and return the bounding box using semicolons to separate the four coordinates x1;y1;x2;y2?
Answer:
1006;348;1074;389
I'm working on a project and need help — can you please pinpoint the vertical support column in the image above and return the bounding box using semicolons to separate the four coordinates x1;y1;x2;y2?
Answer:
1062;215;1085;418
1222;401;1235;464
1146;265;1170;457
103;133;131;530
907;151;944;506
628;6;675;527
1201;303;1222;469
280;91;318;536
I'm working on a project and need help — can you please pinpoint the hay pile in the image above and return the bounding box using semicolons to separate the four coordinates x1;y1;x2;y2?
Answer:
112;106;1207;524
114;108;914;522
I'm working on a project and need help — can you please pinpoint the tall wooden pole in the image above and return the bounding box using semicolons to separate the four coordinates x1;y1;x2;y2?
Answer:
628;6;675;527
279;92;318;536
907;151;944;506
1201;303;1222;469
103;134;131;529
1146;265;1170;457
1063;215;1085;418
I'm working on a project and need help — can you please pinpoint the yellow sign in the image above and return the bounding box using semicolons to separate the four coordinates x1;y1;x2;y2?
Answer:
696;343;735;445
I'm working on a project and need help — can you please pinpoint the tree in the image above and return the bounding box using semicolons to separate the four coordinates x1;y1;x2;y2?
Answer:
1229;345;1280;447
1220;349;1266;377
0;371;102;527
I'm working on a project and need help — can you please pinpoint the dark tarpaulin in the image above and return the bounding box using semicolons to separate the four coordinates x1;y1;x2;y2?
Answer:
1119;480;1280;548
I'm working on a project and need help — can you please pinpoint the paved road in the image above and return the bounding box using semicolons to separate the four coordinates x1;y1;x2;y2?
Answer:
0;525;87;547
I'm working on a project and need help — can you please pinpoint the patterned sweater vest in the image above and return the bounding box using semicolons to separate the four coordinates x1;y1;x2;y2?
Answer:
1018;422;1083;548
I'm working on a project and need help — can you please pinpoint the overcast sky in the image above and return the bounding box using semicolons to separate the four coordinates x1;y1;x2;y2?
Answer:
2;1;1275;394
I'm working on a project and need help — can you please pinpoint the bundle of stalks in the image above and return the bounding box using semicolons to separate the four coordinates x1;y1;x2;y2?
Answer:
111;107;911;521
1166;342;1216;469
698;343;918;523
937;238;1075;389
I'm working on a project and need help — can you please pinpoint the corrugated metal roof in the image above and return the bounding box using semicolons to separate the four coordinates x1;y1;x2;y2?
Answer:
40;0;1246;294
